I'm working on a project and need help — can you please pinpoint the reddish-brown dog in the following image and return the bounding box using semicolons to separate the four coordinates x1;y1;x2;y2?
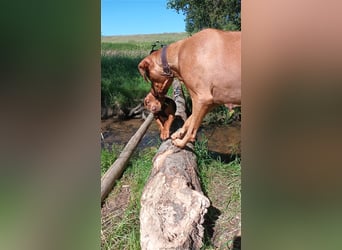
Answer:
144;92;176;140
138;29;241;148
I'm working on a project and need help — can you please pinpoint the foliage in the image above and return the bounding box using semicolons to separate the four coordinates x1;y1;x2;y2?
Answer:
167;0;241;33
203;105;241;125
195;136;212;167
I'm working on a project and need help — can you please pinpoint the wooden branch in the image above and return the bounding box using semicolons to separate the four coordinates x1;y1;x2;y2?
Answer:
140;79;210;249
101;112;154;203
173;78;188;122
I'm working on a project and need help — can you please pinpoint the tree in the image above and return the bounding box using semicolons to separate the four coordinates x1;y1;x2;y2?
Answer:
167;0;241;33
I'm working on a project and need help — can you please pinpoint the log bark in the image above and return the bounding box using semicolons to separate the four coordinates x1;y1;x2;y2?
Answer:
101;112;154;203
140;79;210;249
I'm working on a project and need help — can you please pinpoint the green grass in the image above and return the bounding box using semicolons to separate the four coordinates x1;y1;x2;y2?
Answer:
101;146;157;250
101;54;150;108
195;136;241;249
200;157;241;249
101;145;124;175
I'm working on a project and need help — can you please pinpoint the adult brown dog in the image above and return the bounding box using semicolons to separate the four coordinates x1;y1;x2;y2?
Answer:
138;29;241;148
144;92;176;140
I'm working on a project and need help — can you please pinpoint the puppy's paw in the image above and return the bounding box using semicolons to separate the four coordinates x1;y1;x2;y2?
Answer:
160;130;170;140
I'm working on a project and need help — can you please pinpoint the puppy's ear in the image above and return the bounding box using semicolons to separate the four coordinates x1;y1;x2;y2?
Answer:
138;58;152;82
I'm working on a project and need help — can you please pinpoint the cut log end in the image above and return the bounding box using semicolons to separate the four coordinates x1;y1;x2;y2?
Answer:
140;78;210;249
140;141;210;249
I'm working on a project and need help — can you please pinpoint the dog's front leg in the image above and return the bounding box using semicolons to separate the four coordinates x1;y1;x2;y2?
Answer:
172;102;214;148
171;114;192;140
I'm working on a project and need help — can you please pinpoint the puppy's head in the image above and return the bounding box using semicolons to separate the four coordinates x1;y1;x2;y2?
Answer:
144;92;164;114
138;51;173;97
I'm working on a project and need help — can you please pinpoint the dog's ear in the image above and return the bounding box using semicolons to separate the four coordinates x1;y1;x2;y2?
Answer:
150;86;157;97
138;58;152;82
143;97;148;107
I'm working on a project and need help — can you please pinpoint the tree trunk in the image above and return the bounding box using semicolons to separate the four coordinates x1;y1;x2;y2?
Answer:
140;79;210;249
101;112;154;203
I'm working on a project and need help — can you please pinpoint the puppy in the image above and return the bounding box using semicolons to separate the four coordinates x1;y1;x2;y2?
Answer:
144;92;176;140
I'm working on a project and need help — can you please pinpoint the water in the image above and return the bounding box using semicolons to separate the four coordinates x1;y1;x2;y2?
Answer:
101;117;241;160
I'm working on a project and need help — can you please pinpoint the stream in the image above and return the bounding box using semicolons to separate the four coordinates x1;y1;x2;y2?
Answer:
101;117;241;161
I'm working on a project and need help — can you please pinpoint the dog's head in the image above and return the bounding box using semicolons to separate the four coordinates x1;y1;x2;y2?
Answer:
144;92;165;114
138;51;174;97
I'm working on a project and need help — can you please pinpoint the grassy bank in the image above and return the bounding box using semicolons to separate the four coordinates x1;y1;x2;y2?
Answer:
101;146;157;249
101;55;148;108
101;139;241;249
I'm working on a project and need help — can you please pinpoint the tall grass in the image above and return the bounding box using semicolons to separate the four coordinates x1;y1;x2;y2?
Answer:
101;55;149;108
101;32;188;43
101;33;187;111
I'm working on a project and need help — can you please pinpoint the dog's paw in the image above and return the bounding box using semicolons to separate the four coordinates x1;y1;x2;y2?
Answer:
170;133;177;140
170;133;178;140
171;129;184;140
171;138;187;148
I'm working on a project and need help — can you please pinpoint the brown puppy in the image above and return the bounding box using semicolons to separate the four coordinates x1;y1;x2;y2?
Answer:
138;28;241;148
144;92;176;140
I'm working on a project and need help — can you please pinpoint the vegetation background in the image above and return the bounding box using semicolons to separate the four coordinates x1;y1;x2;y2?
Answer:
101;1;241;248
101;32;241;249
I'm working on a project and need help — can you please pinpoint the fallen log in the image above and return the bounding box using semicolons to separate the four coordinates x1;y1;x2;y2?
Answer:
101;112;154;203
140;79;210;249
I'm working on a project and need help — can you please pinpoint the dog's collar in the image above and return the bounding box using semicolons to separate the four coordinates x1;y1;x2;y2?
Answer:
161;46;173;78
